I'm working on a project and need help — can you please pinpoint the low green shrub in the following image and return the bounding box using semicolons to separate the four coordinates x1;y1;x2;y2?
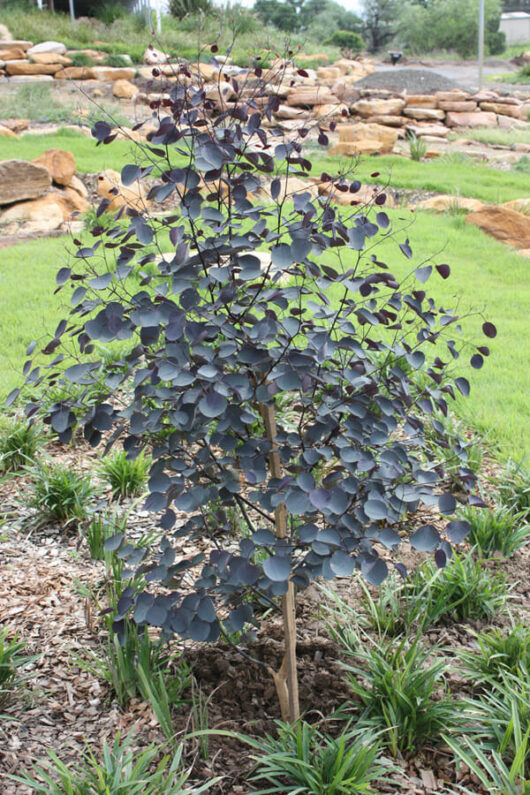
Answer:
248;721;389;794
460;625;530;686
458;505;530;557
0;420;41;473
495;459;530;517
341;634;460;756
323;30;364;51
406;131;427;162
444;732;529;795
83;511;127;560
0;628;35;706
27;462;95;528
69;51;94;67
9;730;216;794
99;449;150;501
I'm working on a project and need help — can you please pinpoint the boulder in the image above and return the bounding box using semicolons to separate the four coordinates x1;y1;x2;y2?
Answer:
405;123;449;138
97;169;151;212
54;66;95;80
366;114;406;127
313;103;348;119
264;176;318;201
5;61;61;75
337;123;398;153
286;87;335;106
274;105;309;120
480;102;522;119
29;52;72;66
403;107;445;121
316;66;342;81
0;24;12;40
0;198;64;234
435;90;470;102
0;118;29;133
112;79;139;99
416;195;485;212
69;175;89;199
0;47;26;60
502;198;530;214
437;101;478;112
352;98;405;117
67;48;106;62
143;46;169;65
318;181;395;207
90;66;136;81
32;149;76;187
404;95;438;108
3;40;32;51
445;111;498;128
0;160;51;205
0;125;17;138
328;140;387;156
27;41;67;56
7;74;54;83
466;205;530;249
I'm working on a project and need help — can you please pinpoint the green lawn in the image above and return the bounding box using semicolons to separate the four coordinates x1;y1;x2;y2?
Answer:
0;208;528;462
311;152;530;205
0;130;140;174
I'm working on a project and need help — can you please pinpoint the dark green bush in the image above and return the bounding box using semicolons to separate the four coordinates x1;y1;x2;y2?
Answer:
323;30;364;50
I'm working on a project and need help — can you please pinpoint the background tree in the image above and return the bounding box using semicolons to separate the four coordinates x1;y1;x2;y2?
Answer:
361;0;400;52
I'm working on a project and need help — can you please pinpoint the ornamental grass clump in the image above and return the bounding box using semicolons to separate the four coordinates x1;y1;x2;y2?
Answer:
14;42;496;722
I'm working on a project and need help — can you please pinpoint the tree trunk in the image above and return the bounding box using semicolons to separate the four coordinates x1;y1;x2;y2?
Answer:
259;401;300;723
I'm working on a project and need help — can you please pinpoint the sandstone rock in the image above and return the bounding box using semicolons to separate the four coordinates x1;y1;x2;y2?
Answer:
435;90;470;102
352;98;405;117
366;114;406;127
0;125;17;138
97;169;150;212
334;58;375;78
3;40;32;51
445;111;498;128
0;47;26;60
30;52;71;66
417;195;485;212
331;81;361;103
274;105;309;120
502;198;530;215
67;48;106;62
466;205;530;249
405;123;449;138
480;102;522;119
69;175;88;199
112;79;139;99
403;107;445;121
0;24;12;41
313;103;348;119
513;142;530;153
420;135;449;144
437;101;478;112
0;197;63;234
0;118;29;133
51;186;89;219
27;41;67;56
264;176;318;201
517;248;530;257
328;140;386;156
7;74;54;83
404;95;438;108
54;66;94;80
472;90;500;102
286;87;335;106
0;160;51;205
5;61;61;75
143;46;169;65
316;66;342;81
32;149;76;187
203;80;235;111
337;123;398;153
90;66;136;81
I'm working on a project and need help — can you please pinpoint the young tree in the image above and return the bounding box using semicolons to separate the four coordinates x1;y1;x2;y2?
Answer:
15;49;494;723
361;0;400;52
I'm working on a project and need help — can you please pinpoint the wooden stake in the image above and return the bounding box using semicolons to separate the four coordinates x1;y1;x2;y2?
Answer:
260;401;300;723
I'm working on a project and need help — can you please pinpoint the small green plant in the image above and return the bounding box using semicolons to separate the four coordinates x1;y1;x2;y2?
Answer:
458;505;530;557
444;731;529;795
323;30;364;51
513;155;530;175
459;625;530;686
104;53;131;68
407;552;508;626
494;459;530;517
190;679;211;761
75;622;191;713
341;633;460;756
69;51;94;67
0;628;35;706
406;131;427;162
9;729;216;794
27;461;95;527
248;721;389;794
83;510;127;561
0;420;41;473
99;449;150;501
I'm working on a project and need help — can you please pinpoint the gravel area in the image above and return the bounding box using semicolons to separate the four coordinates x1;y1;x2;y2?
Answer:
355;67;461;94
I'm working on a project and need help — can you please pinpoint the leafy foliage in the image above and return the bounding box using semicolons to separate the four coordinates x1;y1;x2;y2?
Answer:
26;461;96;527
458;505;530;557
83;509;127;560
445;732;529;795
18;45;492;668
169;0;213;19
460;625;530;686
248;721;390;794
323;30;365;50
0;628;35;706
9;730;216;794
406;131;427;163
494;459;530;517
0;419;41;473
340;632;460;755
99;449;151;500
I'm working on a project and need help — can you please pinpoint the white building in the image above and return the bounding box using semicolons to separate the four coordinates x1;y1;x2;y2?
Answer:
500;11;530;45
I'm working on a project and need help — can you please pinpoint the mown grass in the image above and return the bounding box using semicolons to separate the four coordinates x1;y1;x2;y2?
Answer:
0;206;527;460
0;84;128;128
447;127;530;148
0;130;142;174
311;150;530;204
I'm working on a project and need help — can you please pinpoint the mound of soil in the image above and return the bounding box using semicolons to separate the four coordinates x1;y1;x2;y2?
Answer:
356;68;461;94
